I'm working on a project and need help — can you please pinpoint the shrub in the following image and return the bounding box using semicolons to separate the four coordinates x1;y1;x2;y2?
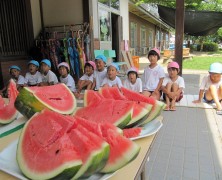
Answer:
196;42;218;52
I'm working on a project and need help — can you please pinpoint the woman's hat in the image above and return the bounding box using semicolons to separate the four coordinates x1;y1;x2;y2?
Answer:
9;65;21;72
41;59;51;68
127;67;138;75
167;61;179;69
58;62;70;71
95;55;107;64
209;62;222;73
107;63;120;71
28;60;39;67
85;61;96;70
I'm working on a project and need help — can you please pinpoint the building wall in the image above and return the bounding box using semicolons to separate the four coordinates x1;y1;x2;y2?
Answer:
30;0;42;38
120;0;129;41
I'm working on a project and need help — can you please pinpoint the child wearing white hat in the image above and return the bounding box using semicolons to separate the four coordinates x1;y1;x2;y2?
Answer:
40;59;58;86
24;60;42;86
101;63;122;88
123;67;142;93
193;62;222;114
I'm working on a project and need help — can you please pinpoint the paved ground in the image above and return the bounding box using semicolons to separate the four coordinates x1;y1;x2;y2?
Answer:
138;57;222;180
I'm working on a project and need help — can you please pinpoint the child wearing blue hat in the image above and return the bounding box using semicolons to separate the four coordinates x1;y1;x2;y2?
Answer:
40;59;58;86
193;62;222;115
92;55;107;90
0;65;25;97
24;60;42;86
101;63;122;88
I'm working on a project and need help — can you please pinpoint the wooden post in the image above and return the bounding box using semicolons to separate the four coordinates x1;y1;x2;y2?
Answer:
175;0;185;75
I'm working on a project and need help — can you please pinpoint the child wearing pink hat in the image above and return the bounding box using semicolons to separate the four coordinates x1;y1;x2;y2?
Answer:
123;67;142;93
161;61;185;111
77;61;96;94
142;48;165;100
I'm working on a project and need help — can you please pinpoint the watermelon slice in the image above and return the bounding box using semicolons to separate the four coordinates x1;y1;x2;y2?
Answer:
100;129;140;173
0;79;19;124
123;127;142;138
15;83;76;118
17;110;82;179
121;87;165;125
69;125;110;179
99;87;153;127
74;99;133;128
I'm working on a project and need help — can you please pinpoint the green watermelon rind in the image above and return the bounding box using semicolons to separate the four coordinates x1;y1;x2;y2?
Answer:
114;106;133;129
16;113;82;180
100;142;140;173
0;110;18;124
15;84;76;118
72;142;110;179
138;101;165;126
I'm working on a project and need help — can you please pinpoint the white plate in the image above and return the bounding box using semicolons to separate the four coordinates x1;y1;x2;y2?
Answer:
130;118;163;141
0;140;115;180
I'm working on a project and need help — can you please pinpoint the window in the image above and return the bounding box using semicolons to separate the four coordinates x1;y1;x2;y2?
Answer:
140;26;146;47
0;0;33;58
148;30;153;48
99;9;111;41
130;22;137;48
98;0;120;10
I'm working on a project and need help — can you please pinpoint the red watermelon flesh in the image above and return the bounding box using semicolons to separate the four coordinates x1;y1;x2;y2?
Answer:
0;79;19;124
84;90;103;107
123;127;142;138
69;125;110;179
74;99;133;128
100;129;140;173
99;87;127;100
17;110;82;179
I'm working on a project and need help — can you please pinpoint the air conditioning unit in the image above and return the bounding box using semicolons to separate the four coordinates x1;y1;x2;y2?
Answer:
130;48;135;56
141;47;147;54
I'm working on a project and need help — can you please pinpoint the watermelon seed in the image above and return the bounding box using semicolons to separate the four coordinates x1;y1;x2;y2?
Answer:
55;149;60;154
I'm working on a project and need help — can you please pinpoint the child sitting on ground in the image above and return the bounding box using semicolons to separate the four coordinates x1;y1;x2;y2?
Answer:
58;62;77;96
40;59;58;86
123;67;142;93
24;60;42;86
101;63;122;88
193;62;222;115
0;65;25;97
92;55;107;90
161;61;185;111
142;48;165;100
77;61;96;93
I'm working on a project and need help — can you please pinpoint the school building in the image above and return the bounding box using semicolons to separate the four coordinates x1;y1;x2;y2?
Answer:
0;0;170;89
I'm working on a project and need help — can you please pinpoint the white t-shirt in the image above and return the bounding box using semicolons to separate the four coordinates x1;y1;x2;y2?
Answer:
101;76;123;88
142;64;165;91
59;74;76;92
162;76;185;89
80;74;94;82
13;75;25;85
25;71;42;86
41;70;58;84
93;69;107;90
200;75;222;90
123;78;142;93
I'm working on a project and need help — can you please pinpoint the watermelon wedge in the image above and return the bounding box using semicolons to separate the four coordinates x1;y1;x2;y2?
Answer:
0;79;19;124
15;83;76;118
84;90;103;107
17;110;82;179
69;125;110;179
121;87;165;125
123;127;142;138
74;99;133;128
99;87;153;127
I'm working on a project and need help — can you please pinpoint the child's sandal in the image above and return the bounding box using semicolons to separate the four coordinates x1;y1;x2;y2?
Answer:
170;106;176;111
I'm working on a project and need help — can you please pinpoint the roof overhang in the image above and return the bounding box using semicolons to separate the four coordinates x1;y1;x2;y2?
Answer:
129;2;171;31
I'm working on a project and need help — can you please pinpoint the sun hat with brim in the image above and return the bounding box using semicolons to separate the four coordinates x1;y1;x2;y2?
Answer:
85;61;96;70
209;62;222;73
9;65;21;72
41;59;51;68
127;67;138;75
107;63;120;71
58;62;70;71
95;55;107;64
148;48;160;60
28;60;39;67
167;61;179;69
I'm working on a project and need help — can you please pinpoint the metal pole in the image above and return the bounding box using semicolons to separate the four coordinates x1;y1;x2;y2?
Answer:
175;0;185;76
